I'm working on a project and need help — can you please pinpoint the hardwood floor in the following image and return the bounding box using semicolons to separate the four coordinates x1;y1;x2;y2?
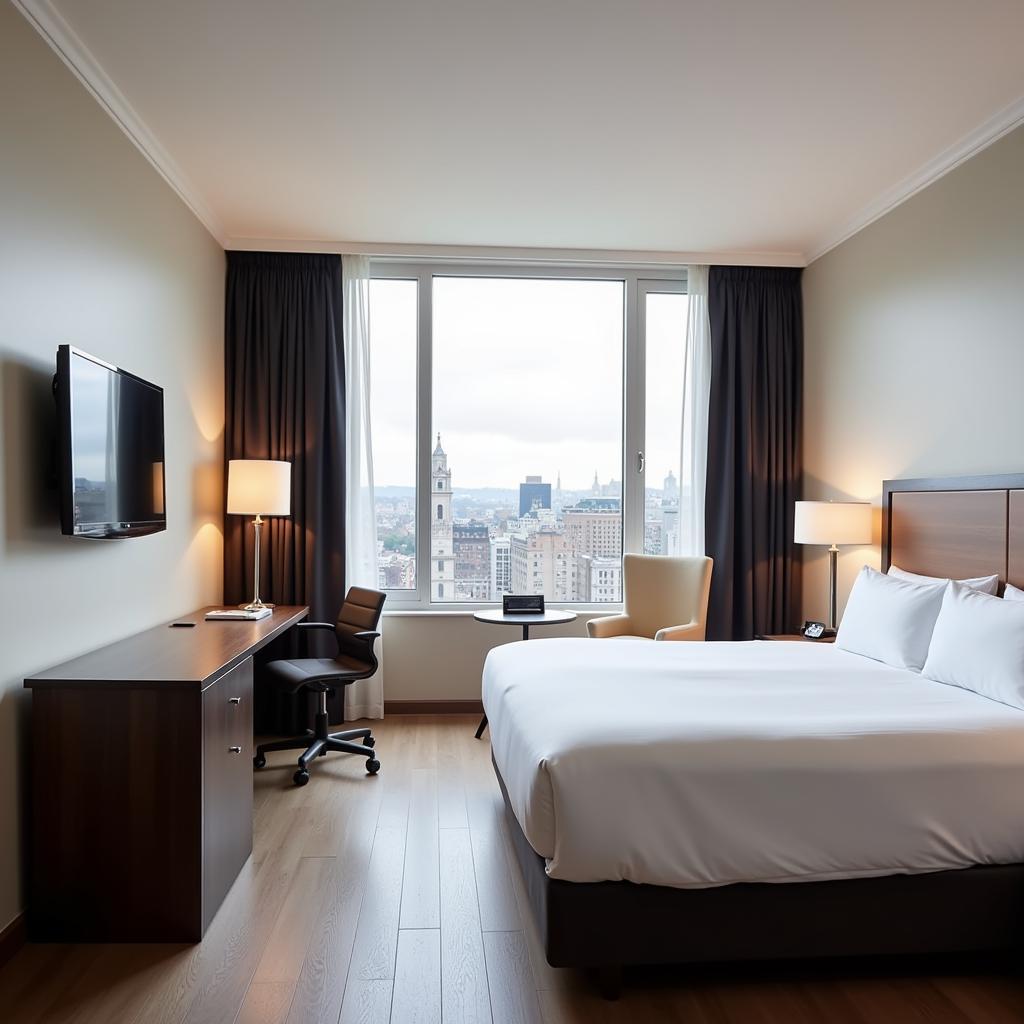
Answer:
3;715;1024;1023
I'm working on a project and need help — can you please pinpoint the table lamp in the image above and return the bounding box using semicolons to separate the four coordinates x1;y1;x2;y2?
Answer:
794;500;872;634
227;459;291;610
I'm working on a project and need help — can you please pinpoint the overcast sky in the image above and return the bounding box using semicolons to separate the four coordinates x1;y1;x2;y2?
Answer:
369;277;686;492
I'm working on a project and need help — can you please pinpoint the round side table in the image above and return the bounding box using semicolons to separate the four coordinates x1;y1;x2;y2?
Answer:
472;608;577;738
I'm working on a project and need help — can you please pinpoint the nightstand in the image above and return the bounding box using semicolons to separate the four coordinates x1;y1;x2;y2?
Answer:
757;633;835;643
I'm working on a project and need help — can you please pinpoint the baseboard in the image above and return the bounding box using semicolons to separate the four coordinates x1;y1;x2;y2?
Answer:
0;912;26;968
384;699;483;715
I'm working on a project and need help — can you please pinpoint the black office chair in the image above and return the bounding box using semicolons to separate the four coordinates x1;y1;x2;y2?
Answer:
254;586;386;786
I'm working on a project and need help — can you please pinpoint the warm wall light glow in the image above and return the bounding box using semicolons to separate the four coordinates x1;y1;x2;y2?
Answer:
226;460;291;516
794;501;872;546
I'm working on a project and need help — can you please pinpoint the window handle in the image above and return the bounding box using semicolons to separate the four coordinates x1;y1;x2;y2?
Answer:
637;450;645;474
228;746;242;754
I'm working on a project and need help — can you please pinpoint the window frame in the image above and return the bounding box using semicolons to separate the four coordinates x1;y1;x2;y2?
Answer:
371;261;686;612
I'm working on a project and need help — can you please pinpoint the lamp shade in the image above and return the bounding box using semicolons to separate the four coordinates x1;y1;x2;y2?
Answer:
227;460;291;516
794;500;871;546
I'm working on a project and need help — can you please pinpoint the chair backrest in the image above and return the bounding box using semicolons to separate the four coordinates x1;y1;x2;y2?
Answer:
621;554;713;639
335;586;387;664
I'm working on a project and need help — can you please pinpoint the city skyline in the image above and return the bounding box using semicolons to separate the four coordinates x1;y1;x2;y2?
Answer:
377;432;686;601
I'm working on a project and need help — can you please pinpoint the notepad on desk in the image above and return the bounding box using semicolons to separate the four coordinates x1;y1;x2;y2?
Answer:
205;608;273;621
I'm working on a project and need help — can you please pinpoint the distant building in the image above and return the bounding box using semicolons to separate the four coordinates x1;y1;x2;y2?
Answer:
518;475;552;517
430;434;455;601
378;553;415;590
661;506;680;556
663;469;679;501
590;472;622;498
510;529;575;601
453;523;490;600
564;497;622;560
575;555;621;602
490;536;512;599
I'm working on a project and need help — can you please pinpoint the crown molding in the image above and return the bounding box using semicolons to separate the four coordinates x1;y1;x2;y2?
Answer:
12;0;225;245
806;94;1024;264
222;237;808;268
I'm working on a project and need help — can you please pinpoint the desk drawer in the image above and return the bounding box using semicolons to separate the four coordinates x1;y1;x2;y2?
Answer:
202;657;253;929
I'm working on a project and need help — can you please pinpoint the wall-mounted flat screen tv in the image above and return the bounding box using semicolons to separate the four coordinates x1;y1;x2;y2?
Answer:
54;345;166;538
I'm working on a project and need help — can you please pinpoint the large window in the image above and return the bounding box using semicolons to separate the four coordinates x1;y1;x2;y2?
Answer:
370;266;686;608
642;286;689;556
369;278;418;591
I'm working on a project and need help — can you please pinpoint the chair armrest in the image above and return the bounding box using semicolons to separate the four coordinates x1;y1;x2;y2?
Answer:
654;621;704;642
295;621;338;655
587;614;633;639
353;631;381;643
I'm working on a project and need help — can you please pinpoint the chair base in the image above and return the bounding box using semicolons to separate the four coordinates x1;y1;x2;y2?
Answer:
254;691;379;784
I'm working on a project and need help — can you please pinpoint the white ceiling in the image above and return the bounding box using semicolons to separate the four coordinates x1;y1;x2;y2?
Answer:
20;0;1024;263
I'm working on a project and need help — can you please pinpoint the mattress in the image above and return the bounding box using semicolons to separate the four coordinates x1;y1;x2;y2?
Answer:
482;638;1024;888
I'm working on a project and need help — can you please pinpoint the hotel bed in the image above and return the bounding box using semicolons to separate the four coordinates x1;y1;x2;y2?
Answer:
484;473;1024;992
486;638;1024;890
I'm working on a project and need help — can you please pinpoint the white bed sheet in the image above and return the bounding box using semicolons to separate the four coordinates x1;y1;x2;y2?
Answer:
482;638;1024;888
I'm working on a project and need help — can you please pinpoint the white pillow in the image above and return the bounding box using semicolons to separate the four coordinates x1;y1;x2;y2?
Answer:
887;564;999;596
836;566;947;672
922;582;1024;711
1004;583;1024;602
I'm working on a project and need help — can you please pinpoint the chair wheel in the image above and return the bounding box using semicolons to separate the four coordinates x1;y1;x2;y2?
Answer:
253;753;266;769
364;736;375;748
293;768;310;786
365;758;381;775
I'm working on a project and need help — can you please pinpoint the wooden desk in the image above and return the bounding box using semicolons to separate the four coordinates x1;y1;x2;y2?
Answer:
24;604;308;942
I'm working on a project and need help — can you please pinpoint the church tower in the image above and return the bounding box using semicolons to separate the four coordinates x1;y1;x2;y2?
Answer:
431;434;455;601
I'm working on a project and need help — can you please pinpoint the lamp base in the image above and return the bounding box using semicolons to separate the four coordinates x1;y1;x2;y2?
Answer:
240;600;276;611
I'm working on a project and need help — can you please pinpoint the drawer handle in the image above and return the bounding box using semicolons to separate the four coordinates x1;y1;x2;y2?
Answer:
228;697;241;705
229;745;242;754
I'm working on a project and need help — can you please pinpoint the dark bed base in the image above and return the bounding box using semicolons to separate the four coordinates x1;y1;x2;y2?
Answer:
494;757;1024;995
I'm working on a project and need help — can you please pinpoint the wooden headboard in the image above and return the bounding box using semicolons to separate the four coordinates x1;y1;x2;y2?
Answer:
882;473;1024;589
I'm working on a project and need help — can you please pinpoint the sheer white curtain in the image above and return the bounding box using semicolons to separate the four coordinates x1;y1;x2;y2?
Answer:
680;265;712;555
342;254;384;720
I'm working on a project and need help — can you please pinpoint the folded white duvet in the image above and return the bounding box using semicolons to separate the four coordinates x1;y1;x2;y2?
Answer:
483;638;1024;888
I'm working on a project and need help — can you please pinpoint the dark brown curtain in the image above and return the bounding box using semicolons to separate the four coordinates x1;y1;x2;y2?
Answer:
705;266;803;640
224;251;346;637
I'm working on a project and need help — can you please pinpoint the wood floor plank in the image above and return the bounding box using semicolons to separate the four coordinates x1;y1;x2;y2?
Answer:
938;973;1024;1024
177;799;324;1024
285;788;383;1024
399;769;440;929
483;930;543;1024
248;856;336;987
338;979;393;1024
437;724;470;829
537;986;611;1024
440;828;493;1024
471;828;520;933
346;826;407;982
235;981;294;1024
391;929;442;1024
234;855;335;1021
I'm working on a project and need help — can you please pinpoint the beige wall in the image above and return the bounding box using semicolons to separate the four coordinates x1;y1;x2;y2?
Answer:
0;4;224;932
383;612;596;702
802;125;1024;622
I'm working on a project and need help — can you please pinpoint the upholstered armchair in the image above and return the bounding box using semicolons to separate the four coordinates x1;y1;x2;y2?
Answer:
587;554;713;641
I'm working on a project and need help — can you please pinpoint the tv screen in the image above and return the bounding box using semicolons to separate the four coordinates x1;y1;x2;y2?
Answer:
55;346;166;538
